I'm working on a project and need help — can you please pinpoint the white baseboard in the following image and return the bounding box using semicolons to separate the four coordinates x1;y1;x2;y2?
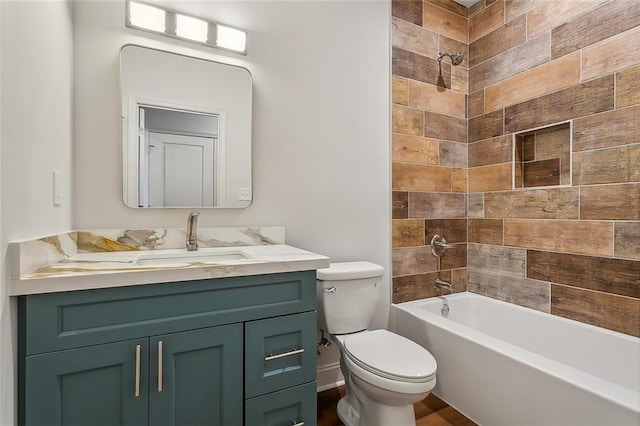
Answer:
316;361;345;392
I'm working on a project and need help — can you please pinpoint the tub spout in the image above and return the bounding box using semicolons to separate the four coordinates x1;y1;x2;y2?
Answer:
435;278;453;294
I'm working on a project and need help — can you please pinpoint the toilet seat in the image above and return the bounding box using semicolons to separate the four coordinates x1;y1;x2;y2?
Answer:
341;330;437;383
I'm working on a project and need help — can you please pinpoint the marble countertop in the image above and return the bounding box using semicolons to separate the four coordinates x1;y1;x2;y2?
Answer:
10;227;330;296
11;244;330;296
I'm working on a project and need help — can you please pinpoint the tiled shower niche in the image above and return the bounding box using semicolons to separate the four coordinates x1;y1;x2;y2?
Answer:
514;122;571;188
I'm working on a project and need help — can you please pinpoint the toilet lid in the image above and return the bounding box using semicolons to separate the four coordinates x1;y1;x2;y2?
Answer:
343;330;437;382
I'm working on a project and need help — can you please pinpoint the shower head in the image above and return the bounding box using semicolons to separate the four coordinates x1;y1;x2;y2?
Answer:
438;52;464;66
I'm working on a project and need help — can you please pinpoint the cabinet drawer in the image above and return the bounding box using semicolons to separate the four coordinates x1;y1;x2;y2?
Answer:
245;311;316;398
245;381;317;426
20;271;316;355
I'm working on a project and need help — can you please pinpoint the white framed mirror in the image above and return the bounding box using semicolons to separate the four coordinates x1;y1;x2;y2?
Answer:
120;45;252;208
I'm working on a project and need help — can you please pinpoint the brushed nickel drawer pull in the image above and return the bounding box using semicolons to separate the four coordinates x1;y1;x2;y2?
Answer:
265;348;304;362
322;287;336;293
292;421;304;426
134;344;141;397
158;341;163;392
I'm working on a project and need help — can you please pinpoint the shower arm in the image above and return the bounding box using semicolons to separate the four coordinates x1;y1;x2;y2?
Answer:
437;52;464;66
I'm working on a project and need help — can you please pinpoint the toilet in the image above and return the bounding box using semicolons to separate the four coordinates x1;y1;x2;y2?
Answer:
317;261;437;426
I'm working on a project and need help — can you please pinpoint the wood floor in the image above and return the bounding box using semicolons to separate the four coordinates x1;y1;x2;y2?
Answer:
317;386;476;426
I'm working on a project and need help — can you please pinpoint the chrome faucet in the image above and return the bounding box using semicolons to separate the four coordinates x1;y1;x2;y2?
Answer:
186;211;200;251
434;278;453;294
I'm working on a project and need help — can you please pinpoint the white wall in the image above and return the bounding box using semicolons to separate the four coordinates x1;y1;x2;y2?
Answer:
0;1;74;424
74;1;391;388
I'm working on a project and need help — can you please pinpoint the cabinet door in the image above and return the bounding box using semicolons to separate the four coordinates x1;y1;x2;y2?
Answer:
149;324;243;426
24;339;149;426
245;382;317;426
245;311;316;398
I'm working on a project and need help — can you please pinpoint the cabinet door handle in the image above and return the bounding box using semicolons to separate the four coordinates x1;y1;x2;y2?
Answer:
292;421;304;426
134;344;141;397
157;340;163;392
265;348;304;362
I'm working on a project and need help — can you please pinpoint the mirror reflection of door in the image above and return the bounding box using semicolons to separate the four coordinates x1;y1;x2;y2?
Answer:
138;106;220;207
147;133;215;207
120;46;252;208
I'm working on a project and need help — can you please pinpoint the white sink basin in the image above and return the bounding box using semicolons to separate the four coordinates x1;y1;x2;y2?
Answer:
134;249;252;266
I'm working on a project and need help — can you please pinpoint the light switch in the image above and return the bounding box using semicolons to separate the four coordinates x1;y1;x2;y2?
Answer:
53;170;62;206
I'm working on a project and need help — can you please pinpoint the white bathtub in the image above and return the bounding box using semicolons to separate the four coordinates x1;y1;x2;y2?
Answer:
391;292;640;426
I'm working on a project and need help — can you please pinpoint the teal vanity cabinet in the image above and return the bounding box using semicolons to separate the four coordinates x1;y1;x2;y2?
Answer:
18;271;318;426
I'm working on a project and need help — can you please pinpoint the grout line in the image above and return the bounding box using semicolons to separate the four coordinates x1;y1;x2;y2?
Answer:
482;88;486;118
613;67;617;109
524;4;529;41
503;0;507;26
577;185;581;220
574;141;640;155
579;48;583;84
612;220;616;258
552;282;639;301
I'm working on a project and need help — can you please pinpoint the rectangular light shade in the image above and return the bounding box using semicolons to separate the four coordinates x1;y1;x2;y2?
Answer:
216;25;247;53
129;2;165;33
176;14;208;43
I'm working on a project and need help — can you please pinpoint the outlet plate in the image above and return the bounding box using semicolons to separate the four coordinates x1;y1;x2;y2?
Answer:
238;187;252;201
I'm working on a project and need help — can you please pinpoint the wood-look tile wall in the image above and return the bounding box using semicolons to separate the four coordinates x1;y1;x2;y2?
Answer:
467;0;639;337
392;0;468;304
391;0;640;338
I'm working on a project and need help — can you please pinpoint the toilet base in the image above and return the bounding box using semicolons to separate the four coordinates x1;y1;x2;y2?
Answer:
337;396;360;426
337;382;418;426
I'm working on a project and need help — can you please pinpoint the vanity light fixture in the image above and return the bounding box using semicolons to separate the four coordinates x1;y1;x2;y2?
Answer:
125;0;248;54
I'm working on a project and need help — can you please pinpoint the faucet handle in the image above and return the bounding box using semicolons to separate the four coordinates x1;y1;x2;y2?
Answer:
430;234;456;257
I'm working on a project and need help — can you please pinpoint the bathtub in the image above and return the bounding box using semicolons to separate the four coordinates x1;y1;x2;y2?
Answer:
391;292;640;426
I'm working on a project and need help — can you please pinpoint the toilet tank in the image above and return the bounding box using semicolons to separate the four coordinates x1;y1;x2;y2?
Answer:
316;261;384;335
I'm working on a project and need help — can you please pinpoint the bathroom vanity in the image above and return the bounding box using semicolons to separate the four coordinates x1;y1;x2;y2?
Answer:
12;227;329;426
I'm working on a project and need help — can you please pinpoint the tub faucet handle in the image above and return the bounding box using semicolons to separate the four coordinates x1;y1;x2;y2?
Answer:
431;234;456;257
